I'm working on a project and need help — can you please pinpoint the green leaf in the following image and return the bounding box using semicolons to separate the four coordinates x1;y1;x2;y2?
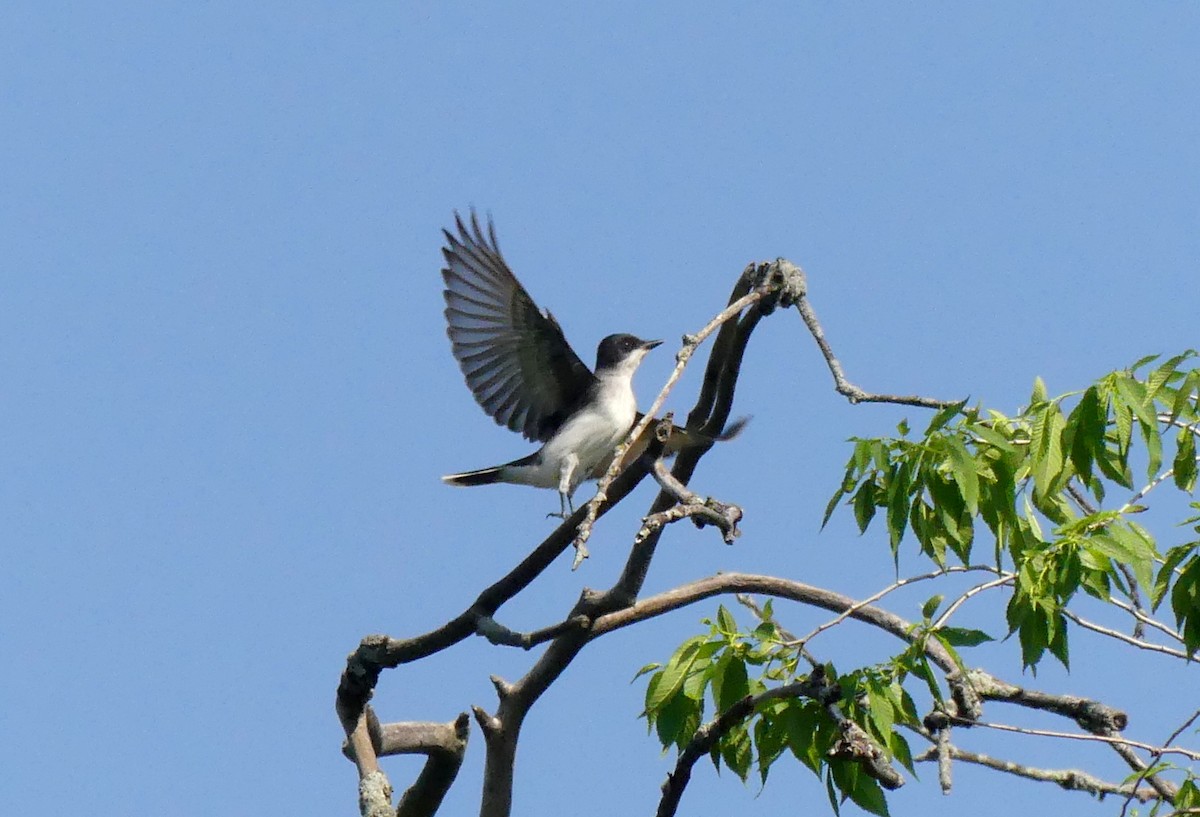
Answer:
910;654;945;703
1031;376;1049;405
1129;353;1161;372
1174;426;1198;492
1139;413;1164;482
890;731;916;776
935;626;995;647
921;594;944;620
885;464;912;551
721;723;753;781
784;703;825;774
714;654;751;713
852;481;878;533
1064;386;1105;481
1011;599;1049;669
1153;542;1199;610
1169;370;1200;423
1147;350;1195;401
631;662;661;682
656;688;701;750
924;400;966;435
847;773;890;817
1047;610;1070;669
945;435;981;516
754;714;788;784
1029;403;1067;498
1176;777;1200;809
830;760;891;817
825;768;842;817
1170;556;1200;654
823;483;849;530
716;605;738;636
646;637;705;712
1105;521;1158;592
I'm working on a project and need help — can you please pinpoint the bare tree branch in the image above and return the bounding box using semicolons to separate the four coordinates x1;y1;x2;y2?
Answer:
961;669;1128;733
914;744;1161;802
335;456;656;726
639;457;742;544
935;726;953;793
474;613;590;649
590;571;955;675
394;715;471;817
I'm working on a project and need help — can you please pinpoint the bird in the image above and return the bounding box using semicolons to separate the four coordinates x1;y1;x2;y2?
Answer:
439;210;663;518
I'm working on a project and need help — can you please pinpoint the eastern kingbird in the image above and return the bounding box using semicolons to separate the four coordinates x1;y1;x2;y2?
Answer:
440;211;662;517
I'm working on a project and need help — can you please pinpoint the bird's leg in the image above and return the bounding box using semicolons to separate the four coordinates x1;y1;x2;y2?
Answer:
547;455;579;520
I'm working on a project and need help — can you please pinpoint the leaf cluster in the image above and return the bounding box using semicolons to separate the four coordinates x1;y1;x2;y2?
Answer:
642;352;1200;815
638;603;976;816
825;351;1200;665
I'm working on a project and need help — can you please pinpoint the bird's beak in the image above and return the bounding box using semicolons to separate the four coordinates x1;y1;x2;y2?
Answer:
642;339;663;351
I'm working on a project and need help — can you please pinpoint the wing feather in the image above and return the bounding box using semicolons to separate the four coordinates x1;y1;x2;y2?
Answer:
441;210;596;442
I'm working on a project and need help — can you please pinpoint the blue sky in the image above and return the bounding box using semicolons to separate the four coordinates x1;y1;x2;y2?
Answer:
2;3;1197;816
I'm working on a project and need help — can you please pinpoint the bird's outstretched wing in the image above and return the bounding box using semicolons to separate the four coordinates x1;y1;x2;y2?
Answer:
442;210;596;442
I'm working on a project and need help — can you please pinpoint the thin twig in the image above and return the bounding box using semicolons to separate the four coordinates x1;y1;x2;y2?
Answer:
793;292;957;409
789;565;1002;649
1062;610;1192;660
944;716;1200;761
1108;598;1188;645
1123;465;1185;510
930;575;1016;631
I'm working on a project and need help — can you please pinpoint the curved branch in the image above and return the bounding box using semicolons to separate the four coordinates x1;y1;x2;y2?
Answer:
793;285;957;409
590;572;959;674
335;457;654;723
393;715;471;817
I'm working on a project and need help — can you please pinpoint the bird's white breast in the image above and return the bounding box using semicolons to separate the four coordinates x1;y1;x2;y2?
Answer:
534;371;637;490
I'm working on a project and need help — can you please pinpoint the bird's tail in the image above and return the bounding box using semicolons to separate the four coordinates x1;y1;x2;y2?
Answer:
442;451;540;488
442;466;505;487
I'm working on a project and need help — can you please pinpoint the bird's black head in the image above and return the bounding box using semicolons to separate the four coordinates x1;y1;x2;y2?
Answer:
595;333;663;372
